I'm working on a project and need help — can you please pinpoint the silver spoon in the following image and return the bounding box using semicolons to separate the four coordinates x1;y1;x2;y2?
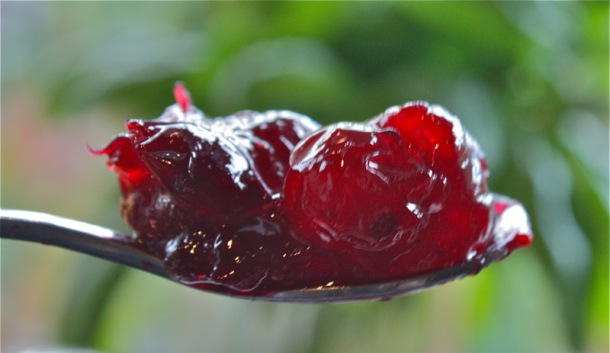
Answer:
0;208;506;302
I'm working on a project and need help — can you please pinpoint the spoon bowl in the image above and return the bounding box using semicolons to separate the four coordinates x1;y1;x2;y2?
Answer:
1;208;509;302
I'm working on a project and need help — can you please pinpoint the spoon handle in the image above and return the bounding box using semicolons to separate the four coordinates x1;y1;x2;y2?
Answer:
0;209;168;278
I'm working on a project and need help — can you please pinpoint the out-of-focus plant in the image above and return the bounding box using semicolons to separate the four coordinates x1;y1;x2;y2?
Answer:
2;2;607;353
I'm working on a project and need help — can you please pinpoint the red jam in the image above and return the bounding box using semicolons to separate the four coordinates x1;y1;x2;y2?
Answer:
93;83;532;297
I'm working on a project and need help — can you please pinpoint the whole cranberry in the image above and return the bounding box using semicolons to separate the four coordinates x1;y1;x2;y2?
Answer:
283;103;492;276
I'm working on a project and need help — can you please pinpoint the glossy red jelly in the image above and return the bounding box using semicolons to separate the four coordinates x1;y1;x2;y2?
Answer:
94;83;532;297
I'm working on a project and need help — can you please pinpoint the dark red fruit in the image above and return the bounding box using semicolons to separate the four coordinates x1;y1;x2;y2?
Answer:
283;103;493;277
94;84;532;296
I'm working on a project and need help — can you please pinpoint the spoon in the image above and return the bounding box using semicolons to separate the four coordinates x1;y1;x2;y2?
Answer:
1;208;505;302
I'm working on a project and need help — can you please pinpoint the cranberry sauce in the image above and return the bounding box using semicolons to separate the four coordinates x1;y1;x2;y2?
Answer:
93;84;532;297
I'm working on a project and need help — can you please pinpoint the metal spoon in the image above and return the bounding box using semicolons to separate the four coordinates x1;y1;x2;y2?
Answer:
0;208;506;302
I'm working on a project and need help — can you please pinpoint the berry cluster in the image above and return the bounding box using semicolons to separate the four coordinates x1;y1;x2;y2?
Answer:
94;83;532;296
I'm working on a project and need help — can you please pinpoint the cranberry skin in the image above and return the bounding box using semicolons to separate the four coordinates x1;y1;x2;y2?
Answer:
164;212;284;292
371;103;492;263
283;103;493;275
163;208;349;293
128;119;269;218
91;133;184;254
230;110;321;196
119;109;320;219
371;102;489;190
284;123;429;252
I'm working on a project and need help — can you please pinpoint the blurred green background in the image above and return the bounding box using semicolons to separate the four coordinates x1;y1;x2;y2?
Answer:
1;2;608;353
